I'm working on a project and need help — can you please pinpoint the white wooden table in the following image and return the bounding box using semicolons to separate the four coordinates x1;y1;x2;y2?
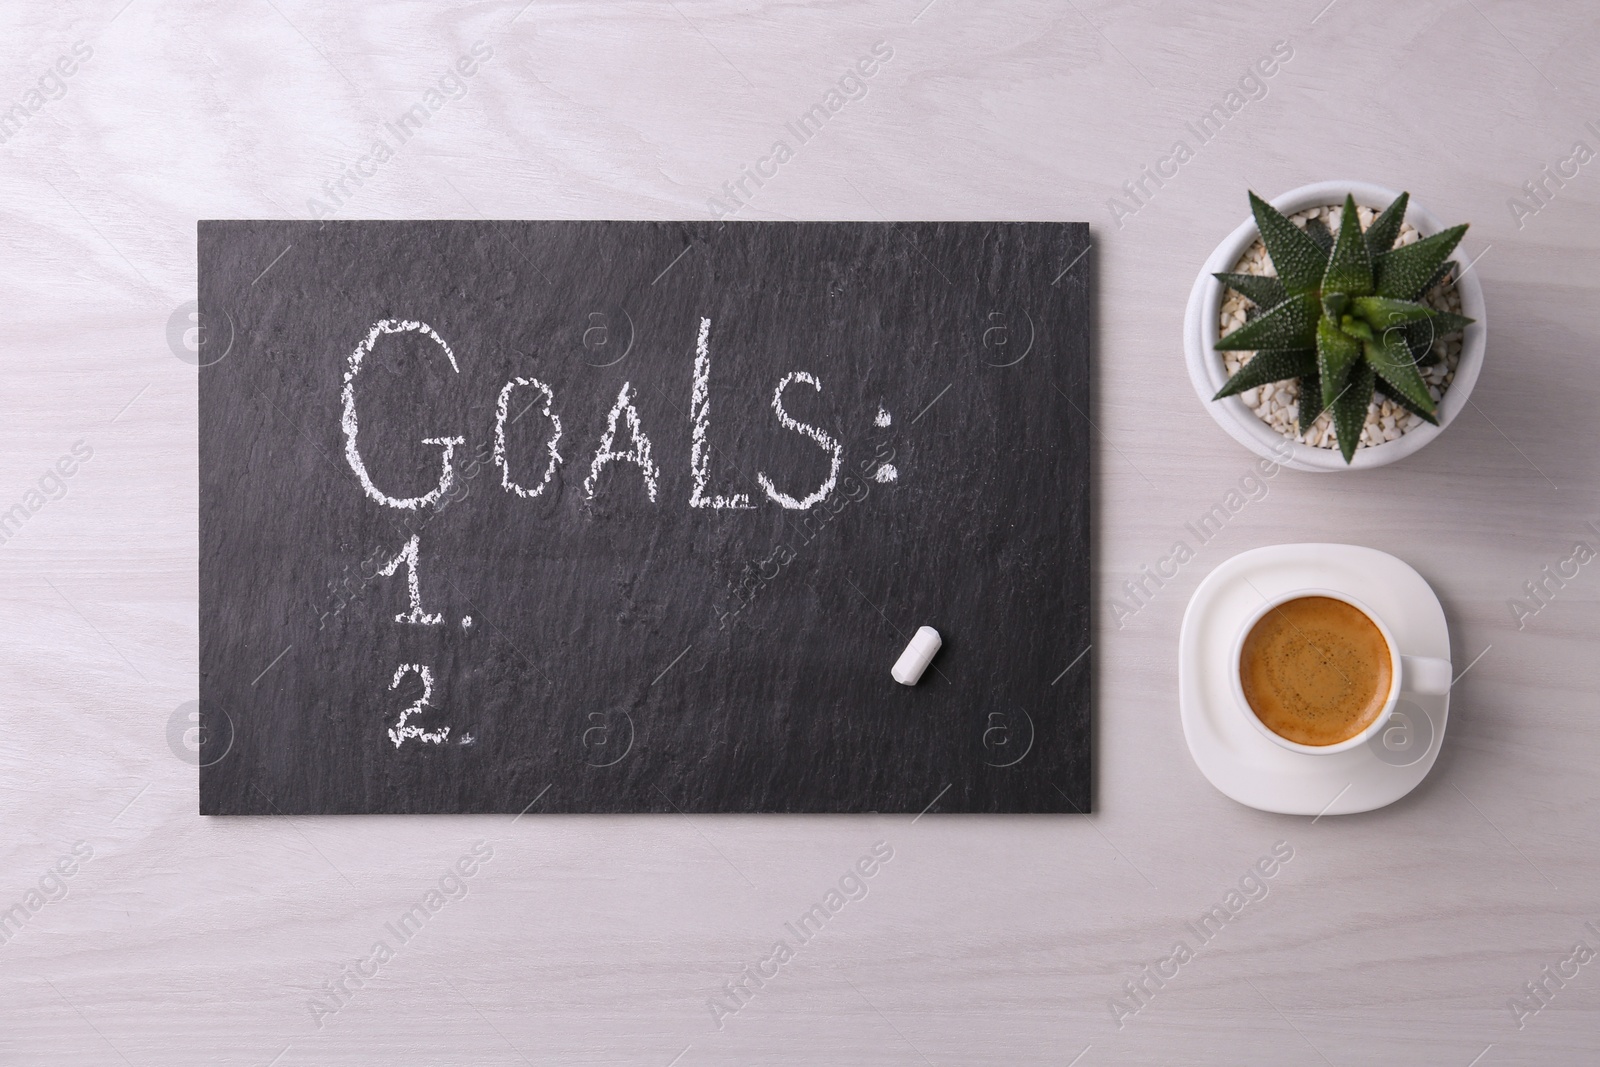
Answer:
5;1;1598;1062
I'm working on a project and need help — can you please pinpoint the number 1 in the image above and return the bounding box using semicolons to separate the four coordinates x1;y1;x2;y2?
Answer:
377;534;442;625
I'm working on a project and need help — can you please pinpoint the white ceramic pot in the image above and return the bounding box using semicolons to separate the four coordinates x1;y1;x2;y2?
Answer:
1183;180;1487;472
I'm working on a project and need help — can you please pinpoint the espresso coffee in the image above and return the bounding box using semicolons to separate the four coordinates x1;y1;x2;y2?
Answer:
1239;596;1393;747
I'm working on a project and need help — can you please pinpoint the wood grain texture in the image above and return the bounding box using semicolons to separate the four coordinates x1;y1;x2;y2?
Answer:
3;0;1599;1062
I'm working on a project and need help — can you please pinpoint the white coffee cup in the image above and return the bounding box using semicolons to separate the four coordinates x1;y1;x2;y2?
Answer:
1231;588;1452;755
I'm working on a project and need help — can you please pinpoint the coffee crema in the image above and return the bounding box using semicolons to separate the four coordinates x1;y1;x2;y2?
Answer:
1239;595;1393;747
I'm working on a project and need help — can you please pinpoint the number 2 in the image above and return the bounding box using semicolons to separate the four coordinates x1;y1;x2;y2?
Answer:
388;663;450;747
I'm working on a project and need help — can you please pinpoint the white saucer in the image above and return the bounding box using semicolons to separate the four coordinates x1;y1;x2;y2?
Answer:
1179;543;1450;815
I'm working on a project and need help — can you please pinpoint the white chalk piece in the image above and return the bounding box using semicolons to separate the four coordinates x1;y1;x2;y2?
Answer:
892;626;942;686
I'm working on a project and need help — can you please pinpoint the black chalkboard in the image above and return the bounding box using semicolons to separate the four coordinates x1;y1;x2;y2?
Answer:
199;220;1091;814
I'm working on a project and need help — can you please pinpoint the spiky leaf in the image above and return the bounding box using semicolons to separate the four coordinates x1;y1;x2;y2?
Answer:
1351;296;1436;328
1299;368;1326;433
1374;224;1468;300
1385;309;1473;367
1365;331;1436;414
1212;348;1316;400
1377;378;1440;426
1340;315;1375;343
1213;272;1286;309
1215;293;1320;351
1322;195;1374;296
1316;319;1361;408
1423;309;1474;335
1332;360;1375;463
1304;217;1334;254
1399;320;1442;366
1419;258;1457;297
1249;191;1329;295
1364;192;1410;256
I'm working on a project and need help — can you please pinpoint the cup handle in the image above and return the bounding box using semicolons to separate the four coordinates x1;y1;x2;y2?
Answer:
1400;655;1452;697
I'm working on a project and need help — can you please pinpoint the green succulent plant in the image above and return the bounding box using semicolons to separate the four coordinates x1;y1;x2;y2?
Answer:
1212;190;1473;463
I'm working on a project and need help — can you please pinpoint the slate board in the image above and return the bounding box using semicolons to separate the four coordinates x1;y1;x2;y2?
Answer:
198;220;1092;814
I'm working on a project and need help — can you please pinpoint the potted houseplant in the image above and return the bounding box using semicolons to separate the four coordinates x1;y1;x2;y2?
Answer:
1183;181;1487;470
